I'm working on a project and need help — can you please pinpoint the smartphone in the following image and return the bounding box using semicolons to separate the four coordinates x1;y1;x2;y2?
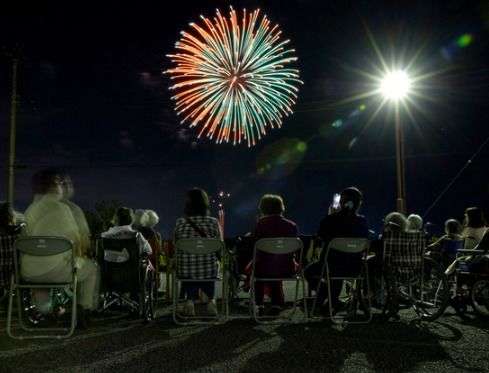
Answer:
332;193;341;209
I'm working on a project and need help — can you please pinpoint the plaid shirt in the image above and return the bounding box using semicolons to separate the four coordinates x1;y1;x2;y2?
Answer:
383;231;425;282
0;228;20;288
174;216;221;279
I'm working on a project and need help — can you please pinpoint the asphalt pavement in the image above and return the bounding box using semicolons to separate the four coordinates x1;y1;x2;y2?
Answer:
1;290;488;373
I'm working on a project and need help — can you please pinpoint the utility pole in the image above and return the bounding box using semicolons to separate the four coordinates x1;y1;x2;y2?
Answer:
4;45;22;207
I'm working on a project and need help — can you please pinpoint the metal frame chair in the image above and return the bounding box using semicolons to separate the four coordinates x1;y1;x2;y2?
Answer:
96;236;157;322
383;231;449;321
311;237;371;325
249;237;307;324
7;236;77;339
172;238;228;325
451;248;489;318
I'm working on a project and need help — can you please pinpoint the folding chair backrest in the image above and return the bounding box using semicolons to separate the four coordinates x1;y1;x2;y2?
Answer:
383;231;425;281
97;237;140;292
14;236;75;284
16;237;73;256
255;237;303;256
323;238;369;277
251;238;303;279
175;238;224;280
175;238;225;255
326;238;370;254
8;236;77;339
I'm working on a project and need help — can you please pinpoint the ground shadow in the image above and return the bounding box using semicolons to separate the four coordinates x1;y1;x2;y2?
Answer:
239;320;458;373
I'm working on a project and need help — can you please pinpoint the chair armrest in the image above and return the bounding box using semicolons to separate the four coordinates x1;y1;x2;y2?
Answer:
457;249;485;255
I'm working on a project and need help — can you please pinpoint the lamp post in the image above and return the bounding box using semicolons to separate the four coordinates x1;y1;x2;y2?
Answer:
381;70;411;214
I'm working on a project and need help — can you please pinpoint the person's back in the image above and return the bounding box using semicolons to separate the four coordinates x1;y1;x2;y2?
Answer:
23;172;83;278
173;187;222;316
462;207;487;250
21;169;100;326
136;209;162;262
253;199;299;277
305;186;369;313
101;207;152;256
249;194;299;314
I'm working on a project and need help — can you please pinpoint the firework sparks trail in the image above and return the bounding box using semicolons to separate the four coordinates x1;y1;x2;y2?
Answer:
166;7;302;146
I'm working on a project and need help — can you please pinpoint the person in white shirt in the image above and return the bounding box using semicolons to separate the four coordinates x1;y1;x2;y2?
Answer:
101;207;152;256
461;207;487;250
22;169;100;327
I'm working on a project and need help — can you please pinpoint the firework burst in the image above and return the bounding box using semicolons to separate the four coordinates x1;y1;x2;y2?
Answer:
165;7;302;146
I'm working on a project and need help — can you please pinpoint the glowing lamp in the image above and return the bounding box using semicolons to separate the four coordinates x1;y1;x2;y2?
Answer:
381;70;411;101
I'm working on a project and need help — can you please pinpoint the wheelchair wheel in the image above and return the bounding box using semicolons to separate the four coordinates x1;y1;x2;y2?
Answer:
470;279;489;317
412;257;449;321
148;269;158;319
141;266;156;323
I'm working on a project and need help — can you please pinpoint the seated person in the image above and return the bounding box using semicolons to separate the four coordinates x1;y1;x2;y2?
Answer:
426;219;463;268
370;212;408;258
445;207;487;275
133;209;162;266
173;187;222;317
101;207;152;257
461;206;487;250
22;169;100;327
446;226;489;276
368;211;407;277
248;194;299;316
0;202;24;298
383;212;408;234
304;186;369;315
407;214;423;232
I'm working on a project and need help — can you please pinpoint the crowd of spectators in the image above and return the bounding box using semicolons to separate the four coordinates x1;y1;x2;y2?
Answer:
1;167;488;325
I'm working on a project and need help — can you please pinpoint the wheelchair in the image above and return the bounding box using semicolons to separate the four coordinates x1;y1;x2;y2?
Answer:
364;232;450;321
96;236;158;322
225;234;254;303
448;248;489;318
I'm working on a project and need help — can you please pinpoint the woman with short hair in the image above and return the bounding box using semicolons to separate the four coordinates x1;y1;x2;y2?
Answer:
251;194;299;316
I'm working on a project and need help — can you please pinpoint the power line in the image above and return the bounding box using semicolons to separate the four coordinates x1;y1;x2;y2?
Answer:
423;134;489;219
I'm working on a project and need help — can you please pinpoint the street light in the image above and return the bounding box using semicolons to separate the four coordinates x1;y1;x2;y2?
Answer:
381;70;411;214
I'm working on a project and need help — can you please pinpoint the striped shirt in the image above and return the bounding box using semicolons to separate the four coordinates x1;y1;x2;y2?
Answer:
174;216;222;279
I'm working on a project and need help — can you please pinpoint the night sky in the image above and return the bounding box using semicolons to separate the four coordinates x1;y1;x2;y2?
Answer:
1;0;489;239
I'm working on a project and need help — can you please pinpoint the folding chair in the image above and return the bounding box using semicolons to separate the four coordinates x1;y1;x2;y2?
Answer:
311;237;371;325
96;236;157;322
172;238;228;325
7;236;77;339
383;231;449;321
250;237;307;324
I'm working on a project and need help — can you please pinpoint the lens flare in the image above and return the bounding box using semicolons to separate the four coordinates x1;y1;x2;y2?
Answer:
255;138;307;179
457;33;473;48
166;7;302;146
